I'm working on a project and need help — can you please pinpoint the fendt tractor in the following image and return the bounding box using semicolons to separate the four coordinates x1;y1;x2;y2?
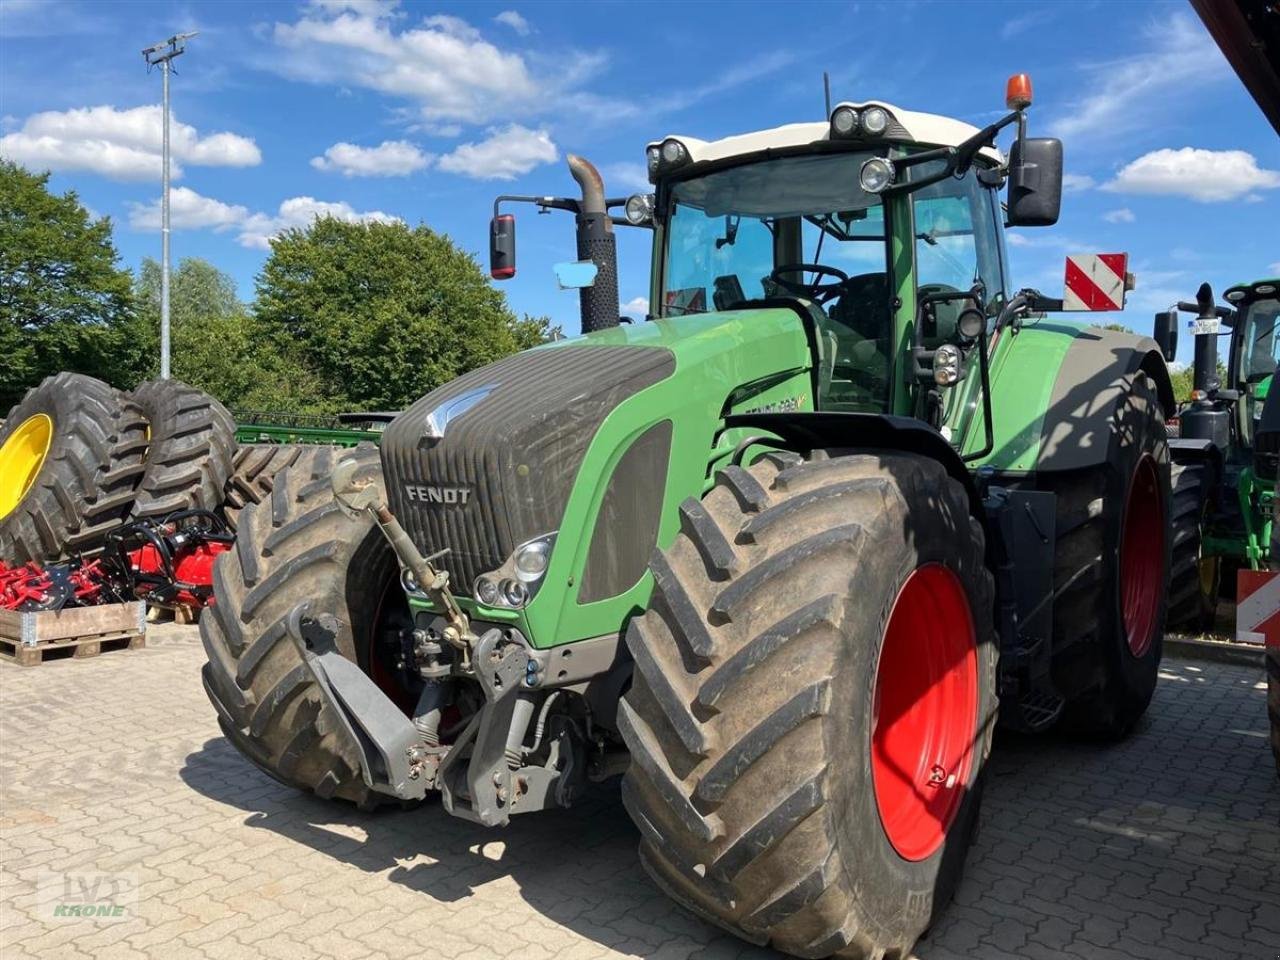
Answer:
200;76;1186;958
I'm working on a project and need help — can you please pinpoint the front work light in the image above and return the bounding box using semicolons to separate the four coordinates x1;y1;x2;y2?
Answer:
831;105;859;136
624;193;655;225
660;139;687;165
861;106;889;136
860;156;896;193
933;343;963;386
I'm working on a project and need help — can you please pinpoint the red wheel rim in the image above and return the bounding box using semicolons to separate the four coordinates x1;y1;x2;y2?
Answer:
1120;455;1163;657
871;563;979;862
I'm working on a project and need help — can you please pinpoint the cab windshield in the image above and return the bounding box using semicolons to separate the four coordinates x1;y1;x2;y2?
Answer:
660;152;892;411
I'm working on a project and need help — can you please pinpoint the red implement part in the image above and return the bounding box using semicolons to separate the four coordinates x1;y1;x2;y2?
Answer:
126;538;230;607
0;562;56;610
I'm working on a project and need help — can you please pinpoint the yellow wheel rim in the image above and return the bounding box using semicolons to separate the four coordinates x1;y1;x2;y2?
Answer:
0;413;53;520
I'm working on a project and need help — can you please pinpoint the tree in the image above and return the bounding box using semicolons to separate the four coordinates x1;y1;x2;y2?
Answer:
253;218;554;409
0;161;134;407
131;257;330;412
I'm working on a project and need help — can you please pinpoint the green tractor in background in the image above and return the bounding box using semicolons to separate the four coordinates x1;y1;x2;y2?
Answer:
1163;278;1280;631
200;75;1185;959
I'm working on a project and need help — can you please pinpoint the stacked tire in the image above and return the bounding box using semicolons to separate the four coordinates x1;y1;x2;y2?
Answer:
0;374;235;566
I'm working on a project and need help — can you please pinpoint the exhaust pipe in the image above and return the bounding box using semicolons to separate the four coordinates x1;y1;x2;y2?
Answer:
567;155;619;333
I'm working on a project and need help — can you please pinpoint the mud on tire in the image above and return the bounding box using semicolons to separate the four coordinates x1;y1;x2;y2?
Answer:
0;372;148;564
1045;372;1171;737
129;379;236;520
619;451;996;960
199;443;407;806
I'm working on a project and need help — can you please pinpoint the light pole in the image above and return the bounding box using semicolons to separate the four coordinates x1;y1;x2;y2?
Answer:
142;32;196;381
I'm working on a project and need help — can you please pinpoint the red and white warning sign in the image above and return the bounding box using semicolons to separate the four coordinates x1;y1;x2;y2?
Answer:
1236;570;1280;647
1063;253;1129;312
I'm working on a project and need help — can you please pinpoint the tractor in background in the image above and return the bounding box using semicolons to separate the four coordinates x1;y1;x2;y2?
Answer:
1161;278;1280;631
201;74;1185;959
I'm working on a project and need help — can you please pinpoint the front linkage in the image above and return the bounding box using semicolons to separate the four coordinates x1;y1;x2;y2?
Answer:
283;459;618;824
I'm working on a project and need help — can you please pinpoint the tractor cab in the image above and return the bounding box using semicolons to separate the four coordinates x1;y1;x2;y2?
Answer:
1227;279;1280;450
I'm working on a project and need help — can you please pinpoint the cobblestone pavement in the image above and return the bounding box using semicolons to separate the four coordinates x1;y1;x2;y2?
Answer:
1;626;1277;960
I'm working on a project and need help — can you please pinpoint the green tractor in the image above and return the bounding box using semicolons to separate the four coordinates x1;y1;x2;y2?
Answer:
1163;277;1280;630
201;75;1181;958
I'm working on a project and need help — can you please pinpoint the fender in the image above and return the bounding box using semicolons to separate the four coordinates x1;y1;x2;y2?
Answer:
977;322;1176;474
723;411;982;514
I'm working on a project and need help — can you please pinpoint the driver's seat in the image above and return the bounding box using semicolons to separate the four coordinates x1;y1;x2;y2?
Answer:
823;273;891;405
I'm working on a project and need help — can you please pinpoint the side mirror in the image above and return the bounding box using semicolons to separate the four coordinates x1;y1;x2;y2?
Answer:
1153;309;1178;363
1006;137;1062;227
490;214;516;279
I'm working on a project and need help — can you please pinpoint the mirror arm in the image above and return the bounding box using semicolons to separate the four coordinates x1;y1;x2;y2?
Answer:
493;194;580;218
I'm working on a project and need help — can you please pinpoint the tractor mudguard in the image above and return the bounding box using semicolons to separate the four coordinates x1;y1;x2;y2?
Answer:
723;411;982;514
1034;329;1173;473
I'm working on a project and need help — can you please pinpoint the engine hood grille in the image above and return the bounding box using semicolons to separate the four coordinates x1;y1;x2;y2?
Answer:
380;344;675;592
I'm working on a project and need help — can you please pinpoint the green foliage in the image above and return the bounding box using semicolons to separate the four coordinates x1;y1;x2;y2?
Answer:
1170;361;1227;404
132;258;332;411
0;161;135;406
254;218;557;409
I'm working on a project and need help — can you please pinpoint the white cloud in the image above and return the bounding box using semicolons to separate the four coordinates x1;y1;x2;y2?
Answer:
494;10;530;35
272;5;543;123
311;139;432;177
621;296;649;318
1050;15;1230;143
0;105;260;182
1062;173;1096;193
1269;261;1280;274
436;124;556;180
1005;232;1032;247
1103;208;1135;224
1102;148;1280;202
238;196;400;249
127;187;249;232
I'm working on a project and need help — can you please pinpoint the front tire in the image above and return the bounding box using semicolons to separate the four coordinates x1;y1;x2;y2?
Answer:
619;451;996;959
199;443;408;807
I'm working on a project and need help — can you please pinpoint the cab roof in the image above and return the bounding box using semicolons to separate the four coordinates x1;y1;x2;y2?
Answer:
649;100;1006;170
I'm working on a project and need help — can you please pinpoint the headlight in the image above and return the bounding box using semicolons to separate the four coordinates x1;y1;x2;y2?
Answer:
859;157;896;194
831;105;859;137
474;576;500;606
933;344;963;386
501;579;528;607
624;193;655;226
514;539;551;580
475;533;556;608
861;106;889;136
1225;288;1247;302
1257;284;1276;296
660;139;687;165
646;145;661;177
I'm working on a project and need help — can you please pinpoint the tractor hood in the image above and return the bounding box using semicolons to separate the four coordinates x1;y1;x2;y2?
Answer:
380;308;812;613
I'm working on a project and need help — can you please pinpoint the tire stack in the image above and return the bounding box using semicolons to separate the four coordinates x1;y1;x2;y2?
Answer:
0;374;236;567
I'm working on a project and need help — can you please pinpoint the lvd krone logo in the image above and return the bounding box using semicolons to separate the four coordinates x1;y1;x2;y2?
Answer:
40;872;137;922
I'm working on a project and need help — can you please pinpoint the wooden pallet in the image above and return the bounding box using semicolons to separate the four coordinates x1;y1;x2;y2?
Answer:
0;602;146;667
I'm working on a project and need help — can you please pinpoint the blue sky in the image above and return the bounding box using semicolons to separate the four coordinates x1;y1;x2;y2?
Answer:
2;0;1277;362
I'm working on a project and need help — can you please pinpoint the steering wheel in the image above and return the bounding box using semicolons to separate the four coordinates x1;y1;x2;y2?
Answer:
769;263;849;303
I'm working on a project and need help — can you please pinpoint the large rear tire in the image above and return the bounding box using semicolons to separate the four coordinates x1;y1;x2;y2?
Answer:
199;443;409;807
1166;460;1218;634
1047;372;1171;737
619;451;996;959
1269;643;1280;781
0;373;148;563
129;379;236;520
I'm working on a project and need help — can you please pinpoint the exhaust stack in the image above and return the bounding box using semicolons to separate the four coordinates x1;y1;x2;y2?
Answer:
567;154;619;333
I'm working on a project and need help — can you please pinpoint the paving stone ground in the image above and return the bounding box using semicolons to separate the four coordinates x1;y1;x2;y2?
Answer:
1;625;1277;960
